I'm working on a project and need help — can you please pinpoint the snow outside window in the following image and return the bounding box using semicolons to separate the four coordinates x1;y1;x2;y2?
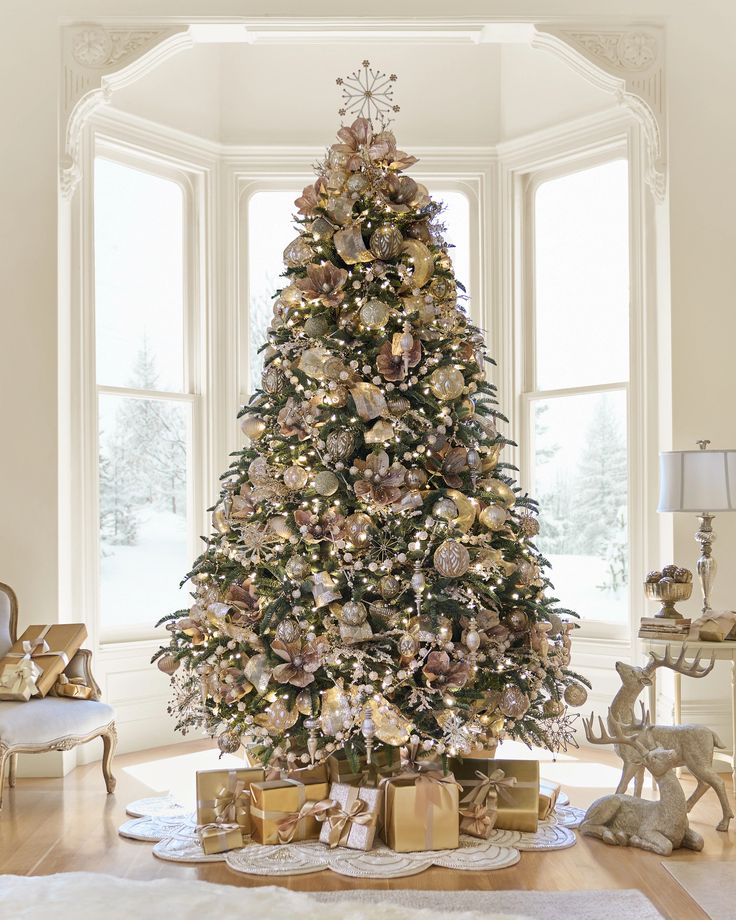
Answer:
94;158;194;633
528;159;630;625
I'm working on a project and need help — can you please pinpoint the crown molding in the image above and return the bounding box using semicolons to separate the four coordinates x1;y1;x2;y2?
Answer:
532;25;666;200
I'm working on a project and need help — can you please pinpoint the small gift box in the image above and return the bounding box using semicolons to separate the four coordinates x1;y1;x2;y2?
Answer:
327;751;366;786
196;767;265;835
450;757;539;833
250;777;331;845
285;762;329;784
319;782;381;851
54;675;93;700
0;624;87;698
538;779;561;820
327;748;399;788
380;769;461;853
0;657;42;701
199;823;244;855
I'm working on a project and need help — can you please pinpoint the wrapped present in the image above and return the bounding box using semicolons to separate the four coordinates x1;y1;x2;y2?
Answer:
327;747;400;788
199;823;244;855
539;779;561;820
457;769;501;840
0;656;42;701
285;762;329;784
250;777;331;844
196;767;265;835
54;674;93;700
450;757;539;833
318;782;381;850
689;611;736;642
327;751;366;786
0;624;87;698
380;769;461;852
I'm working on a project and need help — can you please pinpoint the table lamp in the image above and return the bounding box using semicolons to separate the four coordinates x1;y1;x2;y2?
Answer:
657;440;736;614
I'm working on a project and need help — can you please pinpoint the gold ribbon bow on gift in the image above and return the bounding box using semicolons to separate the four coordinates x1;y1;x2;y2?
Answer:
276;797;335;844
55;674;92;699
0;658;37;694
459;802;496;838
214;775;249;827
318;791;376;849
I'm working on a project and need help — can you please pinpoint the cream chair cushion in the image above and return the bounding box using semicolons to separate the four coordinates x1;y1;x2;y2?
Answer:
0;697;114;747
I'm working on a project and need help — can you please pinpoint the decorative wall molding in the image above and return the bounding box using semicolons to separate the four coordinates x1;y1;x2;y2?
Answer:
60;23;192;196
532;25;666;200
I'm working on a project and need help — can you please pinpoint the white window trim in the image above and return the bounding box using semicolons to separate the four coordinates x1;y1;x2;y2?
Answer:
496;108;660;658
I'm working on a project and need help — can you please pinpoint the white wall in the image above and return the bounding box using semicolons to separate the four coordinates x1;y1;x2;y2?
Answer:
1;0;736;768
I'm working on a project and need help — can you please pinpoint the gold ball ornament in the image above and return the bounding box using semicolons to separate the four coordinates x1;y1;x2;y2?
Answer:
405;467;428;489
506;608;529;632
543;699;565;718
344;512;373;546
295;688;313;716
499;685;531;720
429;366;465;401
515;559;538;586
386;394;411;417
378;574;402;599
346;172;369;195
479;504;507;531
217;729;242;755
432;497;458;521
359;298;391;329
304;315;330;338
326;428;358;461
518;512;540;538
369;224;404;260
157;654;180;675
324;385;349;408
457;398;475;420
486;479;516;508
285;556;311;581
339;601;368;626
275;618;302;644
433;540;470;578
314;471;340;496
262;364;287;395
283;466;309;490
240;415;266;440
564;683;588;707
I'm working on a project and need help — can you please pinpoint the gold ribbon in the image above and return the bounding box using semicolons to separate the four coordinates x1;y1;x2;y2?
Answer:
275;797;335;843
459;802;496;838
318;787;377;849
461;769;517;809
54;674;92;699
214;776;249;827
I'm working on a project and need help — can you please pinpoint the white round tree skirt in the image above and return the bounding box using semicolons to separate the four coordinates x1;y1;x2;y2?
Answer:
121;794;577;878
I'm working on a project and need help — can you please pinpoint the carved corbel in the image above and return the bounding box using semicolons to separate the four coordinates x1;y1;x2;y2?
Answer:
60;23;193;197
533;25;666;200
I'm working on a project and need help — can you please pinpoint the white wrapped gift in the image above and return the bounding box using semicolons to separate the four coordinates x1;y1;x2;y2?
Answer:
0;656;42;701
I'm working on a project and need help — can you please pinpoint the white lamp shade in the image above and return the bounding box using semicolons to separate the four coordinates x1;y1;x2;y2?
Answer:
658;450;736;512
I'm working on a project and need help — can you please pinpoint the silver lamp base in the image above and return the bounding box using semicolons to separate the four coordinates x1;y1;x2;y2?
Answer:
695;512;717;615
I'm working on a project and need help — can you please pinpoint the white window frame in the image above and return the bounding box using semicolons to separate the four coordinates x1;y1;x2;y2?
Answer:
72;115;219;647
498;109;655;648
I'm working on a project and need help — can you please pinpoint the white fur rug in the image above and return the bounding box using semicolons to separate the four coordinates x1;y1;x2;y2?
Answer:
0;873;664;920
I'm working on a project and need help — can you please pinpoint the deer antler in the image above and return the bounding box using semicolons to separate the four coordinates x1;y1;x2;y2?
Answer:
584;713;650;758
644;644;715;678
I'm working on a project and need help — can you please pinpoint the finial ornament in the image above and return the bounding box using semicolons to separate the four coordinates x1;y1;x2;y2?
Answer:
696;439;711;450
336;60;399;126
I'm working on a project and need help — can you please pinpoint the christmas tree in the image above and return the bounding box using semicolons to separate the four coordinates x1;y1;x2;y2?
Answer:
154;64;589;767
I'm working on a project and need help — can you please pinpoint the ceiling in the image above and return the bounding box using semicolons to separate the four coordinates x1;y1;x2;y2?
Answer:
108;41;617;148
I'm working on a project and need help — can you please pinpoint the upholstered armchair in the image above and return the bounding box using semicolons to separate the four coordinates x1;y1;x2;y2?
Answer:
0;581;117;810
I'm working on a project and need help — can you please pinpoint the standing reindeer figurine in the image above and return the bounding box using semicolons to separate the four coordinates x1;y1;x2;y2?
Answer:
582;714;704;856
610;645;732;831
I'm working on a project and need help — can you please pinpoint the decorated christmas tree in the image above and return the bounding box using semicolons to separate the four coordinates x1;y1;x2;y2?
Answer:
154;63;589;768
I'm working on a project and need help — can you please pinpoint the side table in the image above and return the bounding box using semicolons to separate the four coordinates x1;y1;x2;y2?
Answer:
639;636;736;793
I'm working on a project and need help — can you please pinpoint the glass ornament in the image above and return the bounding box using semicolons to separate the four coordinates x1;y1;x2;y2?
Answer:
369;224;404;260
564;683;588;707
359;298;391;329
284;466;309;490
499;685;531;719
433;539;471;578
428;366;465;401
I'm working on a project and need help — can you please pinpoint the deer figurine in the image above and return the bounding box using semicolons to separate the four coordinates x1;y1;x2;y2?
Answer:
609;645;732;831
581;714;704;856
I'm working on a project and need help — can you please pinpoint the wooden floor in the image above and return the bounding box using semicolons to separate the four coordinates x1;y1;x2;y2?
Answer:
1;739;734;920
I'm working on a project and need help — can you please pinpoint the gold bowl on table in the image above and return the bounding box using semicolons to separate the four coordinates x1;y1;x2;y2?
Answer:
644;580;692;619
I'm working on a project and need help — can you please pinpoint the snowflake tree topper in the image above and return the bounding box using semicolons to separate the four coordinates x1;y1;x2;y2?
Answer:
336;60;399;127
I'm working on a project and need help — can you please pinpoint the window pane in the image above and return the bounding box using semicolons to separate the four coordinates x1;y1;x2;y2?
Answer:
247;190;302;394
532;389;628;623
94;158;184;391
98;393;190;628
434;190;471;301
534;160;629;390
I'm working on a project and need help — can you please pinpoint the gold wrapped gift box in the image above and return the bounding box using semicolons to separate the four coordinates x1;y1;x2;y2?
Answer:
0;658;42;701
327;748;400;787
54;675;93;700
319;782;382;851
250;777;331;845
196;767;265;835
0;624;87;698
380;771;461;853
199;823;244;855
538;779;561;820
450;757;539;833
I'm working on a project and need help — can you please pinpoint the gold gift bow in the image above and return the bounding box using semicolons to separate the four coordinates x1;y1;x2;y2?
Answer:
214;773;249;827
318;788;377;849
275;798;335;843
6;625;71;676
461;769;517;809
459;802;496;838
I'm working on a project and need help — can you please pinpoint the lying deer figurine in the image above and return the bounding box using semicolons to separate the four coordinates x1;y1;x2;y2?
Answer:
610;645;732;831
581;714;704;856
